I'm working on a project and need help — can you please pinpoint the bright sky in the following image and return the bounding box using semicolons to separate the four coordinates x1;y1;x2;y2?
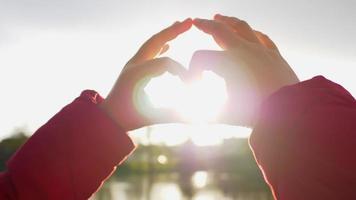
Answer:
0;0;355;145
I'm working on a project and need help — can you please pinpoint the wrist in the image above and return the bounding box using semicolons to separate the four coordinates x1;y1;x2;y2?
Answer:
99;98;129;132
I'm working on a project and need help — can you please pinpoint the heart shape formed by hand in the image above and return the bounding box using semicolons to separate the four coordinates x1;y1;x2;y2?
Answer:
145;51;229;122
109;16;292;130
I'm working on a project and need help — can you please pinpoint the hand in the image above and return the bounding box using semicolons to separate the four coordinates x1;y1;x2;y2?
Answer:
190;14;299;127
100;18;193;131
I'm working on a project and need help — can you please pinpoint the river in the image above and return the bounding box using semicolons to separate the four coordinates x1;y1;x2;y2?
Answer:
91;171;273;200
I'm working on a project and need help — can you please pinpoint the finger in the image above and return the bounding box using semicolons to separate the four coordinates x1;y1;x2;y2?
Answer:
188;50;237;80
129;18;193;65
214;14;260;43
130;58;188;126
193;18;242;50
254;30;279;51
159;44;170;55
130;57;188;83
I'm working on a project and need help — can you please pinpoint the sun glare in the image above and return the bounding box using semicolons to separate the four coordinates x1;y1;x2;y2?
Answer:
192;171;208;188
145;71;227;122
129;124;252;146
157;154;168;165
130;27;251;147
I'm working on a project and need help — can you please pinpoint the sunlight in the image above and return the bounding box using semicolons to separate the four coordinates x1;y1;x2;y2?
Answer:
157;154;168;165
145;71;227;122
151;183;182;200
179;71;228;122
130;26;251;147
144;72;186;109
189;125;226;146
192;171;208;188
129;124;252;146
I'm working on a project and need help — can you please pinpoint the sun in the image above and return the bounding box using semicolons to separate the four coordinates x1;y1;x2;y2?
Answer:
129;27;252;146
145;71;227;122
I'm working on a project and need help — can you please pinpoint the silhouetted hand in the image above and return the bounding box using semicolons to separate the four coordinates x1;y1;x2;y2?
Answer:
100;19;192;131
190;14;299;127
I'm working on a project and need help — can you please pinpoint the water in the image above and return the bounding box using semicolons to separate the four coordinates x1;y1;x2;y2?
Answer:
91;171;273;200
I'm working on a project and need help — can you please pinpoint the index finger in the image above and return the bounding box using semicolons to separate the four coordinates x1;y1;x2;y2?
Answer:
188;50;230;79
193;18;243;50
129;18;193;65
214;14;260;43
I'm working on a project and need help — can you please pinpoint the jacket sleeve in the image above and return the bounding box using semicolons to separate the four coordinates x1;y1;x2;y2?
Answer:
249;76;356;200
0;90;136;200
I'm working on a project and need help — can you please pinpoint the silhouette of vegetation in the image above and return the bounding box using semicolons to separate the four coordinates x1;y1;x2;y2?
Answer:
0;131;29;171
0;131;272;199
114;138;270;191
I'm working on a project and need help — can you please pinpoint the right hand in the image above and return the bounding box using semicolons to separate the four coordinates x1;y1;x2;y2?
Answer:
190;14;299;127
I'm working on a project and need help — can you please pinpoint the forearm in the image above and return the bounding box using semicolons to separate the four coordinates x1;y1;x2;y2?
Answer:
249;76;356;199
2;90;135;200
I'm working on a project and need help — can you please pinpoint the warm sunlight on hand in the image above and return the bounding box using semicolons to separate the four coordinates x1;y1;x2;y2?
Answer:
145;71;227;123
101;18;193;131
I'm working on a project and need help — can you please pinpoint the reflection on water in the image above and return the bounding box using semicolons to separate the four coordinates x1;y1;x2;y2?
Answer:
91;171;273;200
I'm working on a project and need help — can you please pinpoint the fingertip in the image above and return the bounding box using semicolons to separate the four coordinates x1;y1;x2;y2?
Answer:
193;18;208;30
173;22;180;27
183;18;193;28
183;17;193;24
174;18;193;33
254;30;264;36
214;13;223;20
193;18;203;24
214;14;231;21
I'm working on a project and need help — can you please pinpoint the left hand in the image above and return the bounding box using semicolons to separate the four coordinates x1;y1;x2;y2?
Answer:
100;18;192;131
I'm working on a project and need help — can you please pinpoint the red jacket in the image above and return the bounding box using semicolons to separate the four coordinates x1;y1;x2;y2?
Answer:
0;76;355;199
250;76;356;199
0;90;135;199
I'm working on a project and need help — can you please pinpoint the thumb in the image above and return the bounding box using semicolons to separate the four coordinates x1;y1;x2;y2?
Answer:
188;50;235;81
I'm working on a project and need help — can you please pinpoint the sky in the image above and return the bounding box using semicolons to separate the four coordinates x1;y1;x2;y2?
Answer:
0;0;355;144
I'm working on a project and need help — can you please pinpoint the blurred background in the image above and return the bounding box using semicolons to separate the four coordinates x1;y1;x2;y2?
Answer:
0;0;355;199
